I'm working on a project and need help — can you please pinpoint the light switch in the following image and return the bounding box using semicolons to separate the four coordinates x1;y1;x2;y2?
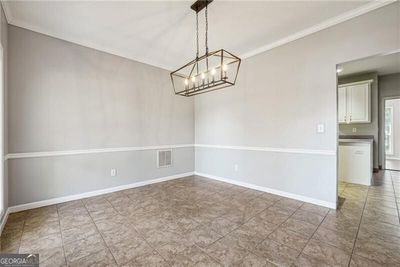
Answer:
317;123;325;133
352;128;357;133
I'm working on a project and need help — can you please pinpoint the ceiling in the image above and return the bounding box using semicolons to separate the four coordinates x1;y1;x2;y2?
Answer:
2;0;393;70
338;51;400;76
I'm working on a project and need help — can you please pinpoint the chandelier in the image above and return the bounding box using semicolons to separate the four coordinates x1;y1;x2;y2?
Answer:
170;0;241;97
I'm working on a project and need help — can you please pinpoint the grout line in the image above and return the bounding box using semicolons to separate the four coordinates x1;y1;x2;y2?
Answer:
83;197;120;266
294;202;330;262
389;171;400;224
347;176;371;267
15;213;27;254
55;207;68;265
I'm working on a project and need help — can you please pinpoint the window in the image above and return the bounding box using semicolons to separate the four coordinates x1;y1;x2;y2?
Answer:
385;106;394;155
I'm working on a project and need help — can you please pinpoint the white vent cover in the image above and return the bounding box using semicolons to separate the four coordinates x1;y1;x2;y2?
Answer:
157;149;172;168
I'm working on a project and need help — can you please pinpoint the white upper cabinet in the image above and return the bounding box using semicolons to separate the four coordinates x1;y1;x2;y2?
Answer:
338;86;347;123
338;80;371;124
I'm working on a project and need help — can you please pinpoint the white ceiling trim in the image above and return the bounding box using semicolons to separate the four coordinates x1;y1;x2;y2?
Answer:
241;0;396;59
1;0;396;70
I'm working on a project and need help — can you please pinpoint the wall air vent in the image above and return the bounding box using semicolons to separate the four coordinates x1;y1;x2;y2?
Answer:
157;149;172;168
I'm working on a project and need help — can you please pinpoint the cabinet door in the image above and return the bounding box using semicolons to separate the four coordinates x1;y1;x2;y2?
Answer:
338;86;347;123
348;83;370;123
339;143;372;186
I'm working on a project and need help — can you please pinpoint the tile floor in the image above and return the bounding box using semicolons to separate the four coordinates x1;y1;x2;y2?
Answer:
386;159;400;171
1;171;399;266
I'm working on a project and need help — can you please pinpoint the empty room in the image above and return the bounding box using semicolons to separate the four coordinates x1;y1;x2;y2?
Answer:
0;0;399;266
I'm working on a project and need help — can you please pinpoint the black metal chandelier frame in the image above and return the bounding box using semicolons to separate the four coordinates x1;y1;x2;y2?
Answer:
170;0;241;97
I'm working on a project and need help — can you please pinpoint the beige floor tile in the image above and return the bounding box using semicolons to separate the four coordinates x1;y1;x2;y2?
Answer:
38;246;66;267
226;225;267;251
291;209;325;226
349;254;382;267
59;212;92;231
64;233;107;264
61;222;99;244
205;236;252;266
107;235;152;265
181;224;222;248
268;227;309;251
256;208;291;225
253;238;301;267
280;218;318;238
302;239;351;267
292;253;332;267
313;226;356;251
169;245;222;267
19;232;63;256
124;249;169;266
299;203;330;217
68;249;117;267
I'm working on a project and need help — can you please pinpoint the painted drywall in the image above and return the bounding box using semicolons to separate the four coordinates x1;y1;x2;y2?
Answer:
385;98;400;160
0;4;8;227
379;73;400;167
195;3;400;206
8;26;194;206
338;73;379;168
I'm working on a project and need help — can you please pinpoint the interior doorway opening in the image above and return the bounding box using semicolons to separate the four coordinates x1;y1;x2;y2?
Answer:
385;98;400;171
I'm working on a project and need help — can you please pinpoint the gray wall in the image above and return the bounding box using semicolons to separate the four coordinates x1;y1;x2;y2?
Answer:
338;72;379;168
379;73;400;167
195;3;400;206
0;5;8;225
8;26;194;206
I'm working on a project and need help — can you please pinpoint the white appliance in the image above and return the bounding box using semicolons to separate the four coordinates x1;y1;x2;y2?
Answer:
339;139;373;186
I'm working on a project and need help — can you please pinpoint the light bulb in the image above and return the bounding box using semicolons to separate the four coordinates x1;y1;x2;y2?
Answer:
191;76;196;83
336;68;343;73
201;73;205;80
211;68;216;76
184;79;189;85
222;64;228;71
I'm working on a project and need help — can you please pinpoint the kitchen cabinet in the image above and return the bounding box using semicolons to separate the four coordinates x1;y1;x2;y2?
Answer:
338;80;372;124
339;139;373;186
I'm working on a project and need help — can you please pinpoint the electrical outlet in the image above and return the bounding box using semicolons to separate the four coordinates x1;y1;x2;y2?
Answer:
234;164;239;172
110;169;117;177
352;128;357;133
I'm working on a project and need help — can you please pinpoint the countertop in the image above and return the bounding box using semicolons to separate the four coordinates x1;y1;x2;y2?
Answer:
339;135;374;144
339;138;373;144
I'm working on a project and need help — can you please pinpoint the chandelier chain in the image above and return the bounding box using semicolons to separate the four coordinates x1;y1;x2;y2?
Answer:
205;4;208;54
196;12;199;59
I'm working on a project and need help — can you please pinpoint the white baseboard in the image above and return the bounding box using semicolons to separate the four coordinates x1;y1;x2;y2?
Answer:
0;208;10;236
8;172;194;213
195;172;337;209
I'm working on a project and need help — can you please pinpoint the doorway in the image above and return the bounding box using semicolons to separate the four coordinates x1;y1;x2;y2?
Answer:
385;98;400;171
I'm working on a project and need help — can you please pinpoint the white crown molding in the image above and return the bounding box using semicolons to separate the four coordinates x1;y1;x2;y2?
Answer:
2;1;396;69
1;1;13;23
195;172;337;209
195;144;336;156
8;171;194;214
241;0;396;59
5;144;194;160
